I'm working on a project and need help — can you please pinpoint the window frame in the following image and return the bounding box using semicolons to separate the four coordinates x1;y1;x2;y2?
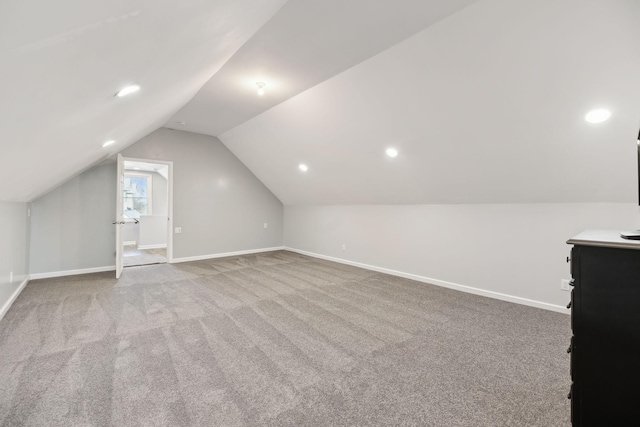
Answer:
122;171;153;220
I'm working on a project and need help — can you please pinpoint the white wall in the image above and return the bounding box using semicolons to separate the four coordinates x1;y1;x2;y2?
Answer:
123;222;138;244
29;164;116;275
122;128;283;260
0;202;30;319
150;171;168;215
142;171;168;246
284;203;640;310
138;215;167;248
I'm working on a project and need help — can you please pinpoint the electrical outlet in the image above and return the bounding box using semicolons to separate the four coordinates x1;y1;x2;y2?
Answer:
175;227;182;234
560;279;571;291
264;223;268;229
341;244;346;251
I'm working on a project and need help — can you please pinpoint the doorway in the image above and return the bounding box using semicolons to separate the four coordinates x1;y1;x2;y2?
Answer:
116;157;174;274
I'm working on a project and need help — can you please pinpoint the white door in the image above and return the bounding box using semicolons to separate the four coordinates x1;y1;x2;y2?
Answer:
115;153;125;278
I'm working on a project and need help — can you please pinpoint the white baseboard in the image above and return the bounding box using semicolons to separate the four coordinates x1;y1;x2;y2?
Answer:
0;276;30;322
283;247;569;314
30;266;116;280
172;246;285;263
123;241;137;246
137;243;167;250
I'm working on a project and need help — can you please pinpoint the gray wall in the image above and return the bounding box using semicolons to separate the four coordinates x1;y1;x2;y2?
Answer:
123;128;283;259
29;128;284;275
284;203;640;310
0;201;30;317
30;164;116;274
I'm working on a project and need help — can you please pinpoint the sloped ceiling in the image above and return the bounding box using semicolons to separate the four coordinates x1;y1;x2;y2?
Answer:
3;0;639;207
220;0;640;204
165;0;480;136
0;0;287;202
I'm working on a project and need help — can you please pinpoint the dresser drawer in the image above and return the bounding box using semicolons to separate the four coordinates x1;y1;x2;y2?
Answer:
569;335;575;381
569;247;577;278
570;287;577;332
570;382;580;425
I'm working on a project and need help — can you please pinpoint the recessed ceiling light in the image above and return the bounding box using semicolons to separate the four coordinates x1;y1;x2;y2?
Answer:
386;148;398;158
177;121;186;126
584;108;611;124
256;82;266;96
115;84;140;98
134;167;140;170
298;163;308;172
102;140;115;148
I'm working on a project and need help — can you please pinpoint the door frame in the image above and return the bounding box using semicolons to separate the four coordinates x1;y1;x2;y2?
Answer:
118;156;174;268
115;154;124;278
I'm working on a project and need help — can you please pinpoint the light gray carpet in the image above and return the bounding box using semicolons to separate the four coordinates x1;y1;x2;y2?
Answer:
123;245;166;267
0;250;570;426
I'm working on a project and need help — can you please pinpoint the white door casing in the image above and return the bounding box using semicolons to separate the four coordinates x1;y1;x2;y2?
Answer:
115;153;124;278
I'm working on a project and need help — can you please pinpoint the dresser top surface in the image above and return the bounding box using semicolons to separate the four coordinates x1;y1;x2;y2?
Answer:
567;229;640;250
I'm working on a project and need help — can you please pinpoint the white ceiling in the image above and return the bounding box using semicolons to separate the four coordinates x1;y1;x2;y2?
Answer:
2;0;639;207
124;161;168;179
165;0;480;136
0;0;287;202
220;0;640;204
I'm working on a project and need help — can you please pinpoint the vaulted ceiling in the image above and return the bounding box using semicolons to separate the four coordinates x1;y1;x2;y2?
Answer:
219;0;640;204
2;0;639;205
165;0;480;136
0;0;287;202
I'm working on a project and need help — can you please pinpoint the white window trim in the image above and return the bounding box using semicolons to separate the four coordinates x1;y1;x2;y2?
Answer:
123;171;153;217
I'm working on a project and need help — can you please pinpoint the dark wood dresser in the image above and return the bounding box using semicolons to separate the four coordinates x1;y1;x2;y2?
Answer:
566;230;640;426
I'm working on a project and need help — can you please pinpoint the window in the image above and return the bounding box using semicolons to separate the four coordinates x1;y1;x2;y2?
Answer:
123;172;152;219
